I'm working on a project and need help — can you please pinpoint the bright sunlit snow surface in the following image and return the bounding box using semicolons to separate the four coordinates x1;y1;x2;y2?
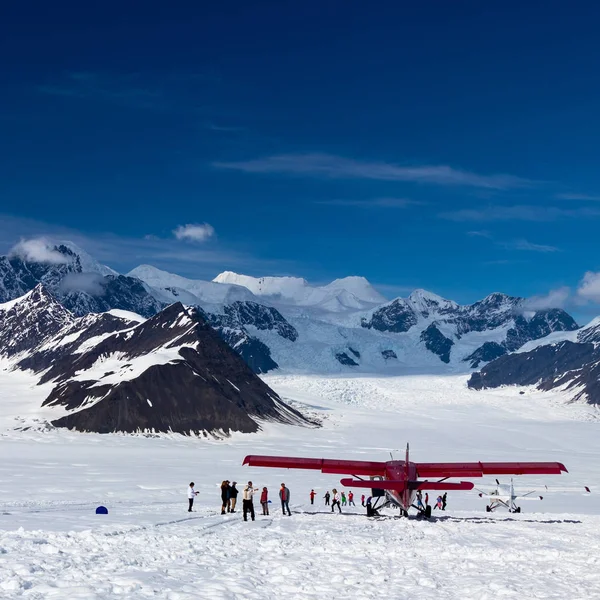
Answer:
0;374;599;599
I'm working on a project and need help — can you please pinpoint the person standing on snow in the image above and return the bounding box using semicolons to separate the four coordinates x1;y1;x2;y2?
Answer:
348;491;355;506
310;489;316;505
220;480;230;515
416;490;424;510
229;482;239;513
188;482;198;512
324;491;330;506
279;483;291;516
424;492;429;508
243;481;258;521
260;486;269;515
434;495;443;510
361;494;366;507
341;491;347;506
442;492;447;511
331;489;342;513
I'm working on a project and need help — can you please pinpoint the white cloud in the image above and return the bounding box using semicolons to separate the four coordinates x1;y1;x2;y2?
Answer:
173;223;215;243
523;287;571;310
214;153;532;189
9;238;72;265
577;272;600;303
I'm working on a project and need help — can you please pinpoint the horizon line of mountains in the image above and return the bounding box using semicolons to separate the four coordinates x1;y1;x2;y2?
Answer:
0;241;598;437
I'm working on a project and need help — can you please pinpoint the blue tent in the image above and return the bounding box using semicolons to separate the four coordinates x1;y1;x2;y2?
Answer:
95;505;108;515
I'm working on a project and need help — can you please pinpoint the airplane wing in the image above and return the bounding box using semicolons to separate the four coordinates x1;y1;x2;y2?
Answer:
243;455;387;477
340;478;474;491
415;462;568;478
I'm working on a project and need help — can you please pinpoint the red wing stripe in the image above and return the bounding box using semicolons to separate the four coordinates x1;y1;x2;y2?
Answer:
243;455;387;476
416;462;568;478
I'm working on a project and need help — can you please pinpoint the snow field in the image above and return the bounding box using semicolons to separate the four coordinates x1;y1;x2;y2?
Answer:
0;373;599;598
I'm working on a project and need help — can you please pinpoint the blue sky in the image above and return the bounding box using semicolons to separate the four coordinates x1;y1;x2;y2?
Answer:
2;1;600;315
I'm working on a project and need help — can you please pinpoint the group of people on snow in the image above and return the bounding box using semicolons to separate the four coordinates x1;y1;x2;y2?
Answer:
415;490;448;511
189;482;448;517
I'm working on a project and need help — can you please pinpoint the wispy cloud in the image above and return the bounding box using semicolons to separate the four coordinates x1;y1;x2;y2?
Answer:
555;192;600;201
467;230;560;254
173;223;216;243
441;205;600;221
499;239;560;253
522;287;571;310
577;271;600;304
467;230;493;239
10;238;73;264
316;197;422;208
214;153;533;189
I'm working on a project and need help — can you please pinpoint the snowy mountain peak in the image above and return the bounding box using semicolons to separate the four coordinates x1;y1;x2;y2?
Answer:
323;276;386;304
213;272;310;299
54;241;117;276
407;289;459;313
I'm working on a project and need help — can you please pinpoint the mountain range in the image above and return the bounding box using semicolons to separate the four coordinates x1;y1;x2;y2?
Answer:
0;284;310;435
0;242;580;375
2;240;597;424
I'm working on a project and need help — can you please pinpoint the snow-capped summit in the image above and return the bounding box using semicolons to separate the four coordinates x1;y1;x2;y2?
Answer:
213;272;310;301
322;276;386;305
212;271;383;310
407;289;459;315
56;241;117;277
128;265;255;305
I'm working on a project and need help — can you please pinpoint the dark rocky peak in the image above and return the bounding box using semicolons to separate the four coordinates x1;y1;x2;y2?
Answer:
472;292;519;311
221;301;298;341
60;275;164;318
38;301;311;435
420;323;454;363
361;298;418;333
468;340;600;404
0;284;74;358
464;341;507;368
17;310;137;375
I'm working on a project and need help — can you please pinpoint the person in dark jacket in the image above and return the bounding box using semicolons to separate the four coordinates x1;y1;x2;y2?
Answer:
229;482;239;513
324;491;330;506
279;483;291;516
220;480;230;515
260;486;269;515
442;492;447;511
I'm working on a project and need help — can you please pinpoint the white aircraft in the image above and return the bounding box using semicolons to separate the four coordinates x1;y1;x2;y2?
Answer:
476;478;591;513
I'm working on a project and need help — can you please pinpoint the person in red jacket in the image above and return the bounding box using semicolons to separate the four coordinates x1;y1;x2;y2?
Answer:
309;489;316;505
348;491;355;506
279;483;291;516
260;486;269;515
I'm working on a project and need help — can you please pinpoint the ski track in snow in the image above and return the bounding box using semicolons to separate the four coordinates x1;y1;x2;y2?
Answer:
0;373;599;599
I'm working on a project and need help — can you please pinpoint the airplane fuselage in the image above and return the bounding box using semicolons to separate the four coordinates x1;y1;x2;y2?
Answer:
382;460;417;511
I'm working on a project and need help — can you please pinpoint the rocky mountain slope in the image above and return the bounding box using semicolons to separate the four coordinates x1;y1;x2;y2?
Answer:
0;285;310;434
0;241;579;374
468;319;600;405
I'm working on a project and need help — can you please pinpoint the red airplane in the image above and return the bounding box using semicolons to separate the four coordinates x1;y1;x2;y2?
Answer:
243;444;567;517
